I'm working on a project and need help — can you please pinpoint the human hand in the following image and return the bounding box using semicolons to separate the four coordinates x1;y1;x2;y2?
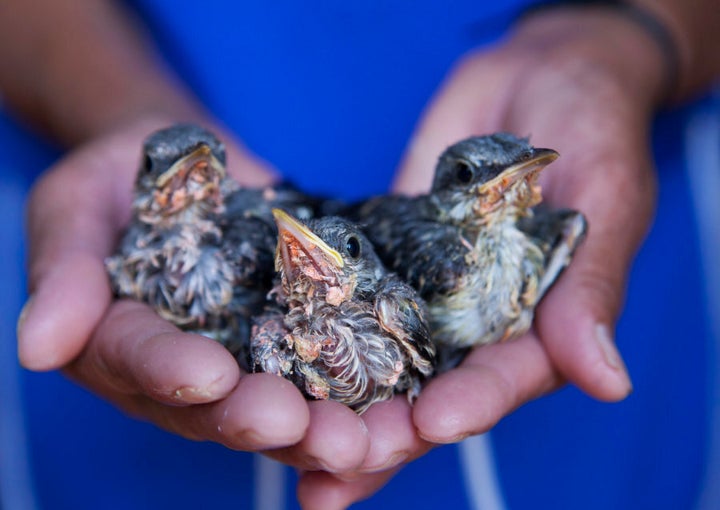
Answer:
16;115;377;471
297;7;664;508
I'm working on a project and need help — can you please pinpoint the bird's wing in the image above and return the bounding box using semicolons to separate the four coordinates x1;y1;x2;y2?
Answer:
349;195;469;297
341;194;417;256
221;216;276;286
250;306;295;376
223;183;328;225
397;220;474;298
517;206;588;301
373;275;436;377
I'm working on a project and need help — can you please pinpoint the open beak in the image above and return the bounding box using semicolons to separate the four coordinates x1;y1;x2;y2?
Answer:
155;143;226;189
477;148;558;195
272;209;344;281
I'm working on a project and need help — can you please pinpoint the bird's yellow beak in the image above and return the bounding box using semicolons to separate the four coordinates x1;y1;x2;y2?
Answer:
273;209;344;281
155;143;226;188
477;148;559;195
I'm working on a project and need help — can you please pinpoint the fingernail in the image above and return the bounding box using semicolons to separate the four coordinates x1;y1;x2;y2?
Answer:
595;324;622;369
595;324;633;390
173;386;215;401
305;456;341;474
16;295;34;343
418;431;470;444
359;451;409;473
229;428;275;451
172;374;229;403
333;471;363;482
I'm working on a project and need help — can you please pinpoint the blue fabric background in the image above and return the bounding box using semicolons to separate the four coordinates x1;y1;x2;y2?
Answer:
0;1;711;508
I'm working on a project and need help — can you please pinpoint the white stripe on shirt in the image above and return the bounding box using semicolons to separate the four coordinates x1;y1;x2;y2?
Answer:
685;94;720;510
459;433;508;510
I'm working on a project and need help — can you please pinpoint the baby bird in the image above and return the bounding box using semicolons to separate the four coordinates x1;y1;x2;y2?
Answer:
106;123;247;348
352;133;587;369
251;210;436;414
217;184;319;334
106;124;317;357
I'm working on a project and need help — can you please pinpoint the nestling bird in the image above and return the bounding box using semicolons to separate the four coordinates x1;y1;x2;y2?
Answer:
351;133;587;369
250;210;436;414
216;183;320;344
106;123;317;358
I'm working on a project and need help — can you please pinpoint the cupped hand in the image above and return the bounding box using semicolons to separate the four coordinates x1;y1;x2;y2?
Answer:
297;7;664;508
16;115;372;467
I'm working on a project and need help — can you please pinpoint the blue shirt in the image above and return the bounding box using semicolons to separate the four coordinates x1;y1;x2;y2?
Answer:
1;2;718;509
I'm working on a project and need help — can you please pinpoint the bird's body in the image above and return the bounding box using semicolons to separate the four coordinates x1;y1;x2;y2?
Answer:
251;211;436;414
106;124;247;350
351;133;587;369
218;185;319;326
106;124;318;358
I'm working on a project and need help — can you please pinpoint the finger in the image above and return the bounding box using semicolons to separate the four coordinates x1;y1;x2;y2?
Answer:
267;398;431;476
100;372;310;451
68;298;308;449
534;143;654;400
19;141;132;370
297;469;400;510
67;298;309;449
356;397;432;473
265;400;370;473
413;334;561;443
69;299;240;404
194;373;310;449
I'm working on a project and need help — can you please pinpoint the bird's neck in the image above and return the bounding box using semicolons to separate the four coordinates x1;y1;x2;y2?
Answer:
460;207;533;252
430;195;525;229
136;194;225;226
278;270;357;314
431;179;540;227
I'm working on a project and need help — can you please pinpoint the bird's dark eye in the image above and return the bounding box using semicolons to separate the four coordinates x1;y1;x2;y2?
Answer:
519;150;533;162
345;236;361;258
143;154;154;173
454;161;474;184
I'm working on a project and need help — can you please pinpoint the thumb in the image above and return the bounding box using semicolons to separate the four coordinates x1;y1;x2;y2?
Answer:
18;118;276;371
534;141;656;400
18;143;122;370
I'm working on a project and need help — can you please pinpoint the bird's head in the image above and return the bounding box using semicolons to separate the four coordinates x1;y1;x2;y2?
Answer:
272;210;386;306
134;124;227;221
431;133;558;222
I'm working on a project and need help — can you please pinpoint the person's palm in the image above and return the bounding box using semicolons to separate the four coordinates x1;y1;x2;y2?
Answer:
297;10;661;508
18;115;383;473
